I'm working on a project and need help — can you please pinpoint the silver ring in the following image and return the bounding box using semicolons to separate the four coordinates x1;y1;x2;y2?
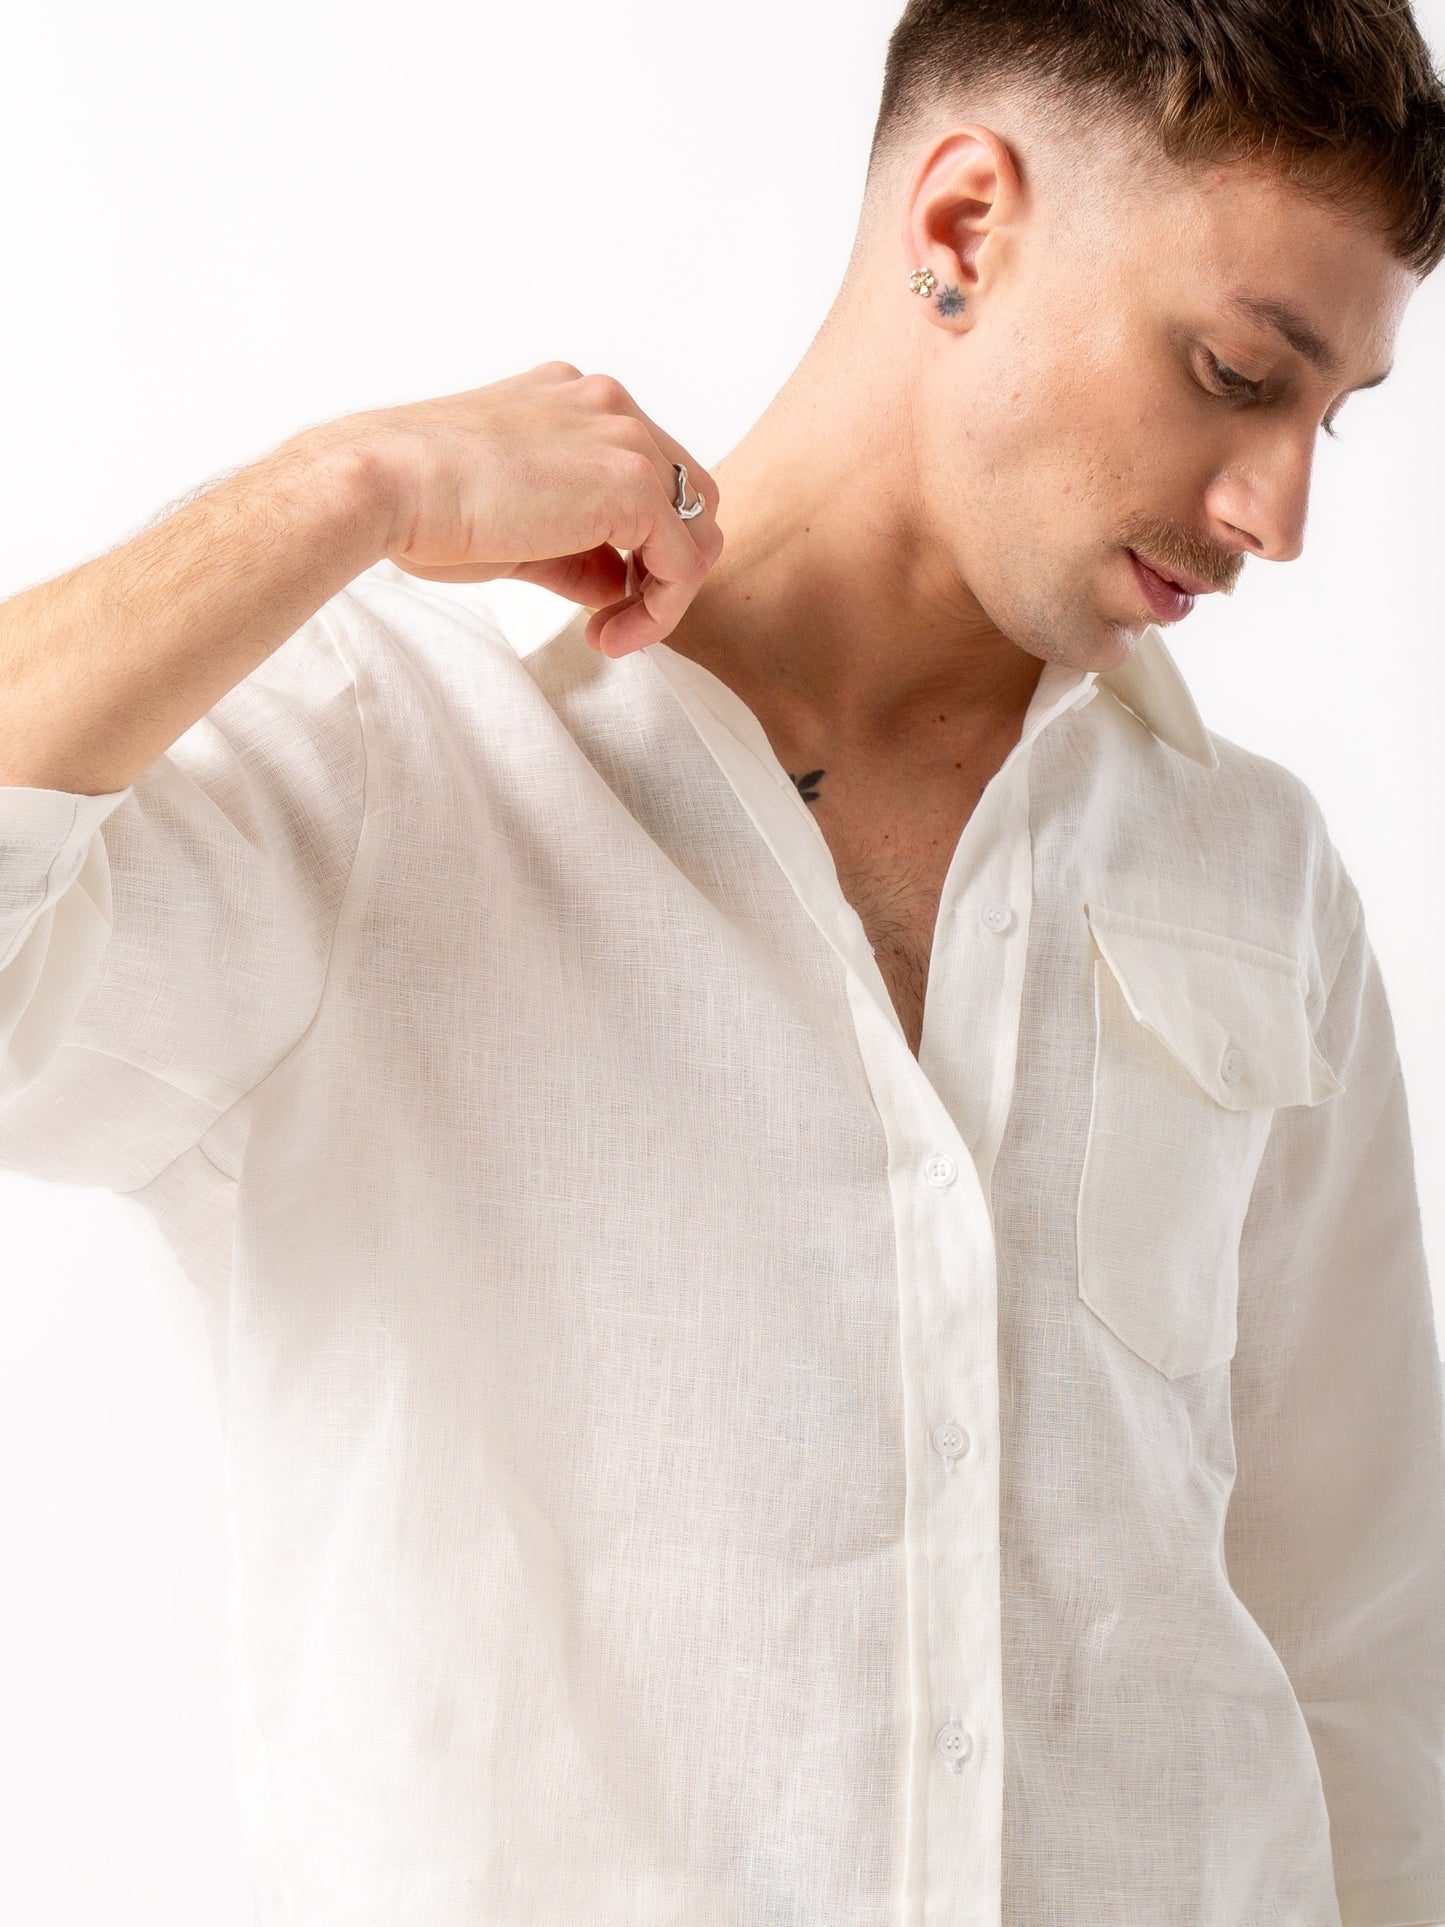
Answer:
672;461;705;520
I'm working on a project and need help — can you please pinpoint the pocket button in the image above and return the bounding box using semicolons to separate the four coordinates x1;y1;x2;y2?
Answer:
1220;1044;1246;1084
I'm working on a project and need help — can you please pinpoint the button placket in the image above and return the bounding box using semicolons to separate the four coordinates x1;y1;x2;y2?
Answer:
851;855;1025;1871
648;622;1047;1913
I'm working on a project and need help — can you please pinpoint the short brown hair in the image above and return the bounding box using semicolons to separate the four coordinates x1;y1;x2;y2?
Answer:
865;0;1445;276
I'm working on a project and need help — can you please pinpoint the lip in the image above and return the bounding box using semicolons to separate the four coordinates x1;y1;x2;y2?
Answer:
1131;551;1218;597
1128;549;1202;622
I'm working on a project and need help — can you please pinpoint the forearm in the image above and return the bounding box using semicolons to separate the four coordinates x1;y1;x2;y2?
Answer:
0;429;392;795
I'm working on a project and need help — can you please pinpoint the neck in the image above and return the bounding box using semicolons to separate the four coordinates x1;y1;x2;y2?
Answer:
659;325;1046;753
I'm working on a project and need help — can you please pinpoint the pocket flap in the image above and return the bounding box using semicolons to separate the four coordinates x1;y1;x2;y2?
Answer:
1084;901;1344;1110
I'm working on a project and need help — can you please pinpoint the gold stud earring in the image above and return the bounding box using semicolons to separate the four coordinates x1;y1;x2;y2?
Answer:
908;266;938;297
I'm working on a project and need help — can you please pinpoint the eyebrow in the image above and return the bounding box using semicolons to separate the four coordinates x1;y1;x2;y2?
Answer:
1225;291;1393;391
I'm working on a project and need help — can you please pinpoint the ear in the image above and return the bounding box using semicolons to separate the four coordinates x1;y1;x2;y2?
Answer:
901;121;1024;330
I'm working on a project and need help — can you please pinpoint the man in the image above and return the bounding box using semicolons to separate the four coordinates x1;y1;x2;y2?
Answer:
1;1;1442;1922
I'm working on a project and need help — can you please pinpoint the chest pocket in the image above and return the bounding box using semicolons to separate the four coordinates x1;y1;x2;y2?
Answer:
1076;901;1344;1381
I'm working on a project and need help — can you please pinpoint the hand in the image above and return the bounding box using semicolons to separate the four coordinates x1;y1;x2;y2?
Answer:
323;361;723;657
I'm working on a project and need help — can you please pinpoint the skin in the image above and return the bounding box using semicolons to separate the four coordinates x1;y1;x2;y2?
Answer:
657;89;1417;807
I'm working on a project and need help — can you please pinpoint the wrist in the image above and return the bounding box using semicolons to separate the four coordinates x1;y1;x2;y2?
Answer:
274;423;406;572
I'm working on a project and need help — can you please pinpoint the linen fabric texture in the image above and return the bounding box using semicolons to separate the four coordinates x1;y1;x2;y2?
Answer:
1;558;1442;1927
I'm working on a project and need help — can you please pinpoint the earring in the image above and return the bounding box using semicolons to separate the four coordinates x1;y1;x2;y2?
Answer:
908;266;938;297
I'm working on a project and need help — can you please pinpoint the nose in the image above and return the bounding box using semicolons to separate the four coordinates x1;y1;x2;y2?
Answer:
1203;433;1315;565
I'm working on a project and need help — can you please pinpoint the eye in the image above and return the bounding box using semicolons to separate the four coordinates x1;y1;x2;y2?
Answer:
1200;351;1265;402
1202;350;1342;440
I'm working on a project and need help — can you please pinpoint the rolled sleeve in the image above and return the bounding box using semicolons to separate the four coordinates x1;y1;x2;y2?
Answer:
0;783;132;970
0;605;366;1195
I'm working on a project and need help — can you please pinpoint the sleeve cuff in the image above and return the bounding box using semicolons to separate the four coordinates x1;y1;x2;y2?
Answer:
0;783;132;970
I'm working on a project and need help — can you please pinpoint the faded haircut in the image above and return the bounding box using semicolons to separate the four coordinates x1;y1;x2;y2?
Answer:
864;0;1445;275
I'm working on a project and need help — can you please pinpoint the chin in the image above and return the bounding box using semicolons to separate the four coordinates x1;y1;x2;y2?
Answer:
996;587;1138;674
1092;618;1146;668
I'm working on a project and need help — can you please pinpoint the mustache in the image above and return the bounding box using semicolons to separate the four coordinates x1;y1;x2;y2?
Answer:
1122;527;1242;595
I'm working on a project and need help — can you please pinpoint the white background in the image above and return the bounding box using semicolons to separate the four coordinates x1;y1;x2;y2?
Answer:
0;2;1441;1919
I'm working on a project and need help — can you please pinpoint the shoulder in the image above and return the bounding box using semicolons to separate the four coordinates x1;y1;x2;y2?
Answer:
1199;724;1363;1001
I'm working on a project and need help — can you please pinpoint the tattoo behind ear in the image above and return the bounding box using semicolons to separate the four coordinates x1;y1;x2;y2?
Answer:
789;768;825;804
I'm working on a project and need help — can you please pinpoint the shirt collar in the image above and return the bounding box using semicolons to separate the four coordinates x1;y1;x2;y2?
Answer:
548;604;1218;772
1092;622;1219;770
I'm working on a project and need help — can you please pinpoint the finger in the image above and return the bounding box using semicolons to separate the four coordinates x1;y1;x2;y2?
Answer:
619;405;722;524
589;386;724;590
606;441;724;653
582;374;723;528
591;493;713;655
512;544;630;609
385;546;630;610
629;447;724;606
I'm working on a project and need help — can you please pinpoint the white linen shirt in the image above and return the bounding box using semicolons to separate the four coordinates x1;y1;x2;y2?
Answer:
1;557;1443;1927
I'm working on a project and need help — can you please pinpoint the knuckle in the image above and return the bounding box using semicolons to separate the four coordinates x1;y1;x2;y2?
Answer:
536;358;583;381
608;416;653;457
576;370;629;410
611;446;657;491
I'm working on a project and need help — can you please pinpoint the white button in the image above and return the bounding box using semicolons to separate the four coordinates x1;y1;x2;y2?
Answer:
932;1420;969;1464
936;1720;972;1771
924;1153;957;1187
979;901;1014;934
1221;1045;1245;1084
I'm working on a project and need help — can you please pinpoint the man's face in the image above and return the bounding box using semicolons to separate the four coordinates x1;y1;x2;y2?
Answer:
929;153;1417;670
